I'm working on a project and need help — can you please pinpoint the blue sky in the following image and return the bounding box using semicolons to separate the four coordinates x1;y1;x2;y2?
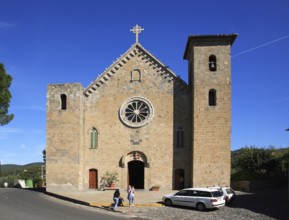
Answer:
0;0;289;165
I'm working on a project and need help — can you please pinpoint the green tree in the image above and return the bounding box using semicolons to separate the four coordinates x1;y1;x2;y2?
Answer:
0;63;14;125
279;148;289;174
231;146;289;180
235;146;275;175
42;149;46;163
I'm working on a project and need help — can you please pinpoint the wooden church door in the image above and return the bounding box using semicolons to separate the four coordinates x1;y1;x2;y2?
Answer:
89;169;98;189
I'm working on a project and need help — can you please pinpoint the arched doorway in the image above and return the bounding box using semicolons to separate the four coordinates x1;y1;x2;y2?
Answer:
128;160;144;189
89;169;98;189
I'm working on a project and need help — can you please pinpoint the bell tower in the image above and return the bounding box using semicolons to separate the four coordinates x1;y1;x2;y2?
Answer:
184;34;237;187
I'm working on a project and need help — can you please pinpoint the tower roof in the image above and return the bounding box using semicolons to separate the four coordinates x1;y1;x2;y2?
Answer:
183;34;238;60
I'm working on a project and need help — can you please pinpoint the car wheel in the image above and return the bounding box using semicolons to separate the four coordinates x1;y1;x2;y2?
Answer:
164;199;173;206
196;202;206;211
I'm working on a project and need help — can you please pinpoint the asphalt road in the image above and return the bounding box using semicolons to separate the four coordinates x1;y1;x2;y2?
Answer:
0;188;127;220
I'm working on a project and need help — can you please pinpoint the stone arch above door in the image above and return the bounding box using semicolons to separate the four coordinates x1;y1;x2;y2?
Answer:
120;151;150;168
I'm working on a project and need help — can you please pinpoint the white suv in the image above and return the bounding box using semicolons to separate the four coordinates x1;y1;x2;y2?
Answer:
162;188;225;211
208;186;236;204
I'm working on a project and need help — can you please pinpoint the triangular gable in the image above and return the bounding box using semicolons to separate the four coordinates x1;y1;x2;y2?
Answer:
83;43;187;97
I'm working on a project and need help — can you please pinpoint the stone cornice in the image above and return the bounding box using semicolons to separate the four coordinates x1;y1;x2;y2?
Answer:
83;43;188;97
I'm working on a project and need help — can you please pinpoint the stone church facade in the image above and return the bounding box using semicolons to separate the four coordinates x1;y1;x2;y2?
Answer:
46;26;237;192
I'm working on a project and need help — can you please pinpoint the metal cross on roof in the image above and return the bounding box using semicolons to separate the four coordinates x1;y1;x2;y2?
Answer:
130;24;144;43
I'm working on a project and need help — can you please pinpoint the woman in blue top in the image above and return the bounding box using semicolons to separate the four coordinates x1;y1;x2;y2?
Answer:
127;185;135;207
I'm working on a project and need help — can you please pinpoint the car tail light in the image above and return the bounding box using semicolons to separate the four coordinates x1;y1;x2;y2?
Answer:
210;199;217;202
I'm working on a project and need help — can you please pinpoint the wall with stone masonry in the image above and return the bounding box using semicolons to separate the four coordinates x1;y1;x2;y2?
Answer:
81;48;191;190
186;37;234;187
46;35;236;192
46;83;84;191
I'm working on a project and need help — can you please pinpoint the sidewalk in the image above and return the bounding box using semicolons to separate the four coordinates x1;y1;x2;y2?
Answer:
47;189;177;208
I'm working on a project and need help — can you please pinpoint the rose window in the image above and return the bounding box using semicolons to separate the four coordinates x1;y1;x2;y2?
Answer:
119;97;154;128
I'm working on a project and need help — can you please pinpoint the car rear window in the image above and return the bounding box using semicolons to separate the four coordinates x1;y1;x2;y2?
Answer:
225;188;233;194
197;191;211;197
211;191;223;197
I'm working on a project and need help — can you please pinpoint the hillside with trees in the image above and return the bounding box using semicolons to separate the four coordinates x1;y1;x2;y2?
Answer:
231;146;289;182
0;163;45;187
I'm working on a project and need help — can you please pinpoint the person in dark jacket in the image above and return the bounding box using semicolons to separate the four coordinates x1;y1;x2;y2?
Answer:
113;189;120;210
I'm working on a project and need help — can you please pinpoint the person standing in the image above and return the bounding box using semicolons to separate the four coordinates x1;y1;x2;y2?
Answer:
127;185;135;207
127;185;131;201
113;189;120;210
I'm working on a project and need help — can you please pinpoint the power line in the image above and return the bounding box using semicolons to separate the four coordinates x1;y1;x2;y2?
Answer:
232;34;289;57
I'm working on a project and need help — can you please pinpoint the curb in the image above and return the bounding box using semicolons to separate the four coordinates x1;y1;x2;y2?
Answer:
90;202;163;207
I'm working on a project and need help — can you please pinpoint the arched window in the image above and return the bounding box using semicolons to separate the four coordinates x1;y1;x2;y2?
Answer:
209;55;217;71
177;127;184;148
60;94;67;110
209;89;217;106
130;69;141;82
90;128;98;149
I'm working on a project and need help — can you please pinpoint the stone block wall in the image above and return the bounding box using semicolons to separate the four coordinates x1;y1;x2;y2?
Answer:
45;35;236;192
81;51;182;190
184;35;236;187
46;83;84;191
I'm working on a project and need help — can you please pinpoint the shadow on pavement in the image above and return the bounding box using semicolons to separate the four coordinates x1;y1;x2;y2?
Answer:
24;187;118;212
24;187;90;207
229;187;288;220
22;186;289;219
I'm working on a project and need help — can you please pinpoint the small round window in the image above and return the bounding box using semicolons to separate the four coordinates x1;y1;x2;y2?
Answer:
119;97;154;128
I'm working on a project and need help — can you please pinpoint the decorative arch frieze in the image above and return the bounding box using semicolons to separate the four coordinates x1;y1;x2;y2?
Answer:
120;151;150;168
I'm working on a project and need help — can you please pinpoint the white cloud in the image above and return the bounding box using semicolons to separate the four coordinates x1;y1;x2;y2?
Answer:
0;21;14;29
20;144;27;149
12;105;46;111
0;127;21;140
0;127;44;140
259;98;289;106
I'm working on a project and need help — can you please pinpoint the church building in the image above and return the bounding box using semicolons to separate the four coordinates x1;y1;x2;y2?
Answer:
46;25;237;192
